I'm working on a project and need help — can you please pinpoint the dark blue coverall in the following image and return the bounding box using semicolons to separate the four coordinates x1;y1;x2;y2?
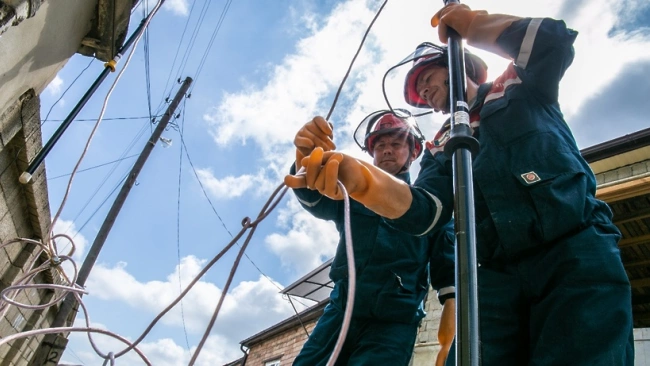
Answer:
388;18;634;365
290;164;455;366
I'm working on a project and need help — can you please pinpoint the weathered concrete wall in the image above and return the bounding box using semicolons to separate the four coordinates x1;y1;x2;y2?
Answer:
0;89;55;366
635;328;650;366
0;0;97;119
596;160;650;186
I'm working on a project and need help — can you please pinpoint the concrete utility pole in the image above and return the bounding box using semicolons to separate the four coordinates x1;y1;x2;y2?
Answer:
29;77;192;366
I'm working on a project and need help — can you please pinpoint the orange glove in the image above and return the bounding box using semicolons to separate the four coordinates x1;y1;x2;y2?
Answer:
294;116;335;170
432;4;521;57
436;298;456;366
284;148;412;219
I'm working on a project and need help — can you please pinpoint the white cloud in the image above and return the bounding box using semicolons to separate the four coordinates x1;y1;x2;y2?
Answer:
163;0;189;16
199;0;650;198
45;75;64;96
62;320;242;366
58;1;650;364
265;198;338;275
79;255;307;364
195;167;276;199
558;1;650;119
51;219;89;280
203;0;375;149
207;0;650;147
134;0;189;16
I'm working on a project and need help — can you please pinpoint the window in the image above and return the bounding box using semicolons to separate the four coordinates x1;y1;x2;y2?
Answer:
265;359;280;366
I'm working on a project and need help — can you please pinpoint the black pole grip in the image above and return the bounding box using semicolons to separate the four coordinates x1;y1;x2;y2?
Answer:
440;1;481;366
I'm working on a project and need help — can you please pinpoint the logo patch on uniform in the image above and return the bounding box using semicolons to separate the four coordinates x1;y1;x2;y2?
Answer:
434;130;450;147
521;171;541;184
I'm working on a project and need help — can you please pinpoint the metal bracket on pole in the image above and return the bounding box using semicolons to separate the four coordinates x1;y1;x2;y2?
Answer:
441;0;480;365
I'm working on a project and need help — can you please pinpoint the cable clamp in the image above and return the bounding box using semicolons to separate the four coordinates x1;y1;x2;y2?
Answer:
104;60;117;72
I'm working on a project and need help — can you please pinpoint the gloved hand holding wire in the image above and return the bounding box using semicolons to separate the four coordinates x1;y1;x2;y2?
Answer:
285;147;413;219
431;3;521;58
294;117;336;170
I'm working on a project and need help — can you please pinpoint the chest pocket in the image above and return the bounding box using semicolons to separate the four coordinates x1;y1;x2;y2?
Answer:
481;84;553;148
511;153;588;245
489;148;590;256
372;271;426;324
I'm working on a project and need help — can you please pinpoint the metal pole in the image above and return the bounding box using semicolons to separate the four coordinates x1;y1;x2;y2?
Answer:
50;77;192;329
19;8;165;184
440;1;480;365
28;76;191;365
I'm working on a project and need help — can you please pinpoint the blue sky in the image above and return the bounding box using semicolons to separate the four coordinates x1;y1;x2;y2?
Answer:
35;0;650;364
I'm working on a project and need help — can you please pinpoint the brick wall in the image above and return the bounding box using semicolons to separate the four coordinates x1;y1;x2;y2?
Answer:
244;318;318;365
411;287;443;366
0;89;55;366
240;289;445;366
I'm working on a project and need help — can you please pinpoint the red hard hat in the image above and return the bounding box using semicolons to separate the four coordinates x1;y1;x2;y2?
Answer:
404;43;488;108
353;109;425;158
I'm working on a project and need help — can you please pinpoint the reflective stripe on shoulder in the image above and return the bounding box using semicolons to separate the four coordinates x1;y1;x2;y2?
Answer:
297;195;322;208
516;18;543;69
484;74;522;104
438;286;455;297
415;187;443;236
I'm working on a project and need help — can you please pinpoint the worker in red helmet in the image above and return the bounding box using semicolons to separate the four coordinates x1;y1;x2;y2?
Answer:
402;42;487;111
289;110;456;366
286;3;634;366
353;109;424;174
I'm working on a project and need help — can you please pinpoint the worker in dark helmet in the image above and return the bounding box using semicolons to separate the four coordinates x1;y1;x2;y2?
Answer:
286;3;633;365
289;111;456;366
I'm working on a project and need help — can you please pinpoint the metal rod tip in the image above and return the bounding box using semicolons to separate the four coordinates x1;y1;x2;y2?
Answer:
19;172;32;184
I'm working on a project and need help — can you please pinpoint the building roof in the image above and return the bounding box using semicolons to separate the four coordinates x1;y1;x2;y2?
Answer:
78;0;139;61
281;257;334;302
240;299;328;347
580;127;650;327
582;127;650;165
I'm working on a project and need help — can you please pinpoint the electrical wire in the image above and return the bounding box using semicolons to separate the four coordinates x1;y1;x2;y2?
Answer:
0;1;387;364
61;120;150;237
158;0;198;110
177;131;310;309
69;172;128;242
154;0;210;116
46;116;161;122
143;0;154;133
47;154;138;180
49;0;164;236
175;0;212;88
0;57;96;183
187;0;233;94
325;0;388;121
176;98;192;352
41;57;96;125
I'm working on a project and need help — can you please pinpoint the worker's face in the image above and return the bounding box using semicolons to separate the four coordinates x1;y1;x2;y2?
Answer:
372;134;416;175
416;64;449;113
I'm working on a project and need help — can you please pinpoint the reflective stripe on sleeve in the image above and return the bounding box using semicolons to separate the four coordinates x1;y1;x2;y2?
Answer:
296;196;322;208
438;286;456;298
516;18;543;69
417;188;443;236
